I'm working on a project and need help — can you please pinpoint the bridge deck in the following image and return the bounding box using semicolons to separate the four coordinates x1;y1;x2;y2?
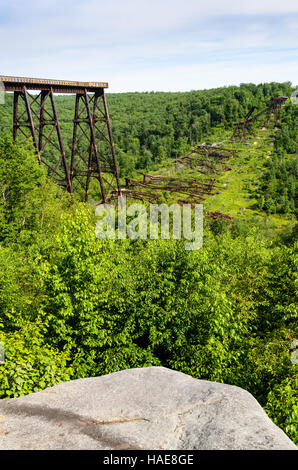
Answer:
0;75;108;94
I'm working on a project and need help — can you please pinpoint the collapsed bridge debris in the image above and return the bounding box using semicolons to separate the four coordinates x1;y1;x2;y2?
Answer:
106;142;238;210
176;144;239;173
124;174;219;205
207;211;234;220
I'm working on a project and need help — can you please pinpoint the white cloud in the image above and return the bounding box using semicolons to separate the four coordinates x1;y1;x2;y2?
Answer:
0;0;297;91
107;60;298;93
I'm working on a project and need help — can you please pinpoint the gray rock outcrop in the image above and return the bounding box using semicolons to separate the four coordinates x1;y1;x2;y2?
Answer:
0;366;296;450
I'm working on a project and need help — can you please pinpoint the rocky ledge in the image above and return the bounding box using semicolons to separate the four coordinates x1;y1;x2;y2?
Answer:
0;366;296;450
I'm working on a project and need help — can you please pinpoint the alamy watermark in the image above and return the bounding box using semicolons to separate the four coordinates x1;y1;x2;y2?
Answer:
0;80;5;105
290;89;298;105
290;340;298;365
95;197;203;250
0;341;4;364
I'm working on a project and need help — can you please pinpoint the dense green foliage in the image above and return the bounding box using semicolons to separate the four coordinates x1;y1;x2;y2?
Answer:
0;81;297;444
0;139;46;242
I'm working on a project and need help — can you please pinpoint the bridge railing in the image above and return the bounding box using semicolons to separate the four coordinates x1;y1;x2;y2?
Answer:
0;75;108;88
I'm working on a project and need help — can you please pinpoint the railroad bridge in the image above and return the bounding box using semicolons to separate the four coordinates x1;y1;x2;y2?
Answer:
0;75;121;202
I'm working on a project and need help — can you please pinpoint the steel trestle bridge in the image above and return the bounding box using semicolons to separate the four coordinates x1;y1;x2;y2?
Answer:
0;75;121;202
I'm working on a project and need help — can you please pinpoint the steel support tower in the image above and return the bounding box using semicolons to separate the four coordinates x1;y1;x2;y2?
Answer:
1;75;121;202
230;106;256;141
264;96;288;127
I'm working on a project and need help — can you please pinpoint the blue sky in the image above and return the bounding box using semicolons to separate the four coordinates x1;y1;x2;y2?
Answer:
0;0;297;92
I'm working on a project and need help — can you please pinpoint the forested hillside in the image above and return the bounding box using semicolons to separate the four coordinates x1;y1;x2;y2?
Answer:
0;81;294;174
107;82;293;173
0;82;297;443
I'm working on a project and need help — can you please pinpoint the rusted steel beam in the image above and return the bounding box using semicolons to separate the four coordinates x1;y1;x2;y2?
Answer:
3;85;103;94
12;86;72;191
13;92;19;141
84;89;106;202
7;77;120;202
264;97;288;127
38;90;49;163
69;89;121;202
22;86;39;152
70;94;80;182
176;145;238;175
207;211;233;220
123;173;218;206
230;107;257;142
1;75;108;93
102;92;121;196
140;174;217;187
49;88;72;193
